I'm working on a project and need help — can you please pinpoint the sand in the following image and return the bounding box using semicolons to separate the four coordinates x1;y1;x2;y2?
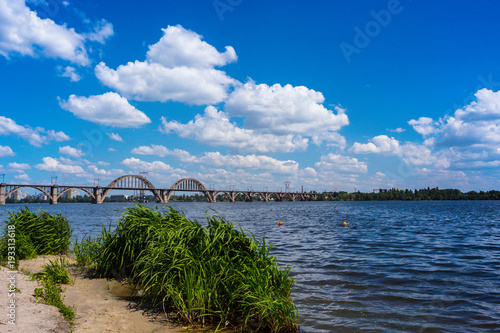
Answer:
0;256;184;333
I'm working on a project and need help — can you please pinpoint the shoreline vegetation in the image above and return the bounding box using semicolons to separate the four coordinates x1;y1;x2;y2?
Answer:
1;206;300;332
3;187;500;204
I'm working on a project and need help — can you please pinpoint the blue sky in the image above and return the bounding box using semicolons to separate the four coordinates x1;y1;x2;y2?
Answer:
1;0;500;193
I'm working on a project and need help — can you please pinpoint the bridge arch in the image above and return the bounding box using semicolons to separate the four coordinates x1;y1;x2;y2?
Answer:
166;178;211;202
57;187;95;200
170;178;207;191
6;186;52;200
102;175;161;201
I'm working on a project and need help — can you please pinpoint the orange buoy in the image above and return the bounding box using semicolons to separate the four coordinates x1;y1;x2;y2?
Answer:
343;222;347;226
279;221;283;226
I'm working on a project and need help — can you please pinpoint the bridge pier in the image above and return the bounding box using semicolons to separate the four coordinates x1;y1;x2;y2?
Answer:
205;190;217;203
50;185;58;205
0;184;5;205
91;187;103;204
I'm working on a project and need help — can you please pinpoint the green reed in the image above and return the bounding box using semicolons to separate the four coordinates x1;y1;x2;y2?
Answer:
84;205;299;332
0;207;72;262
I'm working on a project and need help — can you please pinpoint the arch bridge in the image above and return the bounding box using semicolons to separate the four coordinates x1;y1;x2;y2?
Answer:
0;175;325;205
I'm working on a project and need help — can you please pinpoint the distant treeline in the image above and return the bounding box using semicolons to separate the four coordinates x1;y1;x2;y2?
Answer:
4;188;500;204
329;188;500;201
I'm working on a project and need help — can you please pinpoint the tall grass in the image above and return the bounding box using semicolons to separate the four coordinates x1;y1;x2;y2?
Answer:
85;205;299;332
0;207;72;263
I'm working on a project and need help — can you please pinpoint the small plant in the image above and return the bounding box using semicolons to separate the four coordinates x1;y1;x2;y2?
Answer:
31;257;72;285
31;258;75;322
72;236;101;268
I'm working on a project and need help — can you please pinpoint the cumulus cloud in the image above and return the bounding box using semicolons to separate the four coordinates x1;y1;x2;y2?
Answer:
108;132;123;142
408;117;439;136
350;135;450;168
95;25;238;105
196;152;299;174
438;89;500;147
14;173;30;182
0;116;70;146
84;19;114;44
410;89;500;148
57;66;81;82
225;81;349;136
0;0;89;65
86;165;124;177
315;154;368;173
350;135;401;154
35;156;84;174
131;144;300;174
160;106;309;154
122;157;176;173
59;92;151;128
7;162;30;172
0;145;15;156
146;25;237;68
59;145;84;158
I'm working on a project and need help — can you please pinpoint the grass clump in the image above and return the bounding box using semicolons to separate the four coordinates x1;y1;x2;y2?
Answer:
0;207;72;264
31;257;75;322
73;235;100;268
83;205;299;332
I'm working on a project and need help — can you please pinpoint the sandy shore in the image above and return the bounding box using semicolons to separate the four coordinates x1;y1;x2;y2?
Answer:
1;256;184;333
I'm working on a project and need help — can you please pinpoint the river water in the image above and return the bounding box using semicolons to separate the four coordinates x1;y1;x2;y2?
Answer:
1;201;499;332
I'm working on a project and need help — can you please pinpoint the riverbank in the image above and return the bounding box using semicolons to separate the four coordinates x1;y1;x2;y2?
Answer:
1;255;182;333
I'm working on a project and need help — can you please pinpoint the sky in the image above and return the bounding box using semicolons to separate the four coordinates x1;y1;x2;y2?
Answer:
1;0;500;193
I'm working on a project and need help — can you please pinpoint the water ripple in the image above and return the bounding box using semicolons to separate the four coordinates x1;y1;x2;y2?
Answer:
1;200;499;332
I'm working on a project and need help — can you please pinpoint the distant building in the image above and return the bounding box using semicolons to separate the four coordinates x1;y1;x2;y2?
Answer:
110;194;128;200
62;189;80;199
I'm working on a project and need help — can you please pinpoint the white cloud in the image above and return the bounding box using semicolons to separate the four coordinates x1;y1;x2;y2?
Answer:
160;106;308;153
0;116;70;146
107;132;123;142
410;89;500;149
95;25;238;105
196;152;299;174
14;173;30;182
95;62;237;106
57;66;81;82
225;81;349;136
131;145;173;157
388;127;406;133
0;145;14;156
438;89;500;147
131;145;196;162
350;135;401;154
59;92;151;128
35;157;84;174
8;162;30;172
84;19;113;44
131;144;299;174
350;135;451;168
86;165;124;177
0;0;89;65
146;25;237;69
59;145;84;158
122;157;177;173
311;131;347;149
315;154;368;173
408;117;439;136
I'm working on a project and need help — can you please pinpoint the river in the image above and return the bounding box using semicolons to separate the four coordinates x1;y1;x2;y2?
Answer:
1;200;499;332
